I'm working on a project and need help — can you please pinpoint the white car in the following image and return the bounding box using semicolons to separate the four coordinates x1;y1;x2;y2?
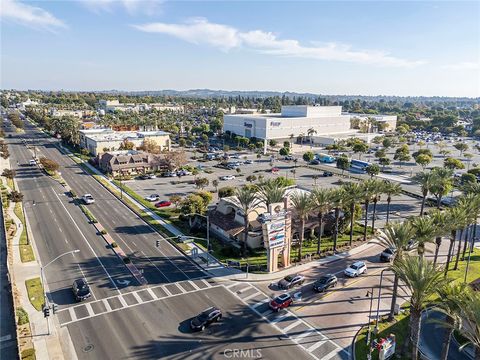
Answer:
144;194;160;202
177;170;192;176
344;261;367;277
82;194;95;204
220;175;235;181
29;159;36;166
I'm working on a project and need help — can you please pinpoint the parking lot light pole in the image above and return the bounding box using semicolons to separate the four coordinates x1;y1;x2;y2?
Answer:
41;249;80;334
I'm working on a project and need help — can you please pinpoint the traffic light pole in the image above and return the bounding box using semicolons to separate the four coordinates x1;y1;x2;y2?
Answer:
40;249;80;335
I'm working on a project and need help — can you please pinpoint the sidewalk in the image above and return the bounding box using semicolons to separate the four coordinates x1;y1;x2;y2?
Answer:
1;155;75;360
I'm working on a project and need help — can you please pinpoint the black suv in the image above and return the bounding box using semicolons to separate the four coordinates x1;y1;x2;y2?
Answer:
313;274;337;292
190;307;222;331
323;171;333;177
72;279;91;302
380;247;396;262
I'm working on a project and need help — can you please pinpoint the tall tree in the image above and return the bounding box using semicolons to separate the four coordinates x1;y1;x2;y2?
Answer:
392;256;445;360
361;179;377;241
290;191;313;262
310;187;333;255
330;188;346;252
413;171;435;216
341;182;363;246
411;216;437;258
233;186;260;256
383;181;402;224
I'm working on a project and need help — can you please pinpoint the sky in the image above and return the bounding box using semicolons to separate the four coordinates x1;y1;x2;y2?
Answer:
0;0;479;97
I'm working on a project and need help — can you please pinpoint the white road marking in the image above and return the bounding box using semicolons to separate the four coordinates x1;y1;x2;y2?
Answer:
236;285;253;294
281;319;303;333
51;189;120;295
322;349;344;360
140;250;171;282
85;303;95;317
161;285;172;296
174;282;187;293
0;335;12;342
252;298;270;308
188;280;200;290
68;307;77;321
242;291;262;302
118;295;128;308
225;282;239;290
307;339;327;353
102;299;112;312
200;279;212;288
146;287;157;300
271;312;290;324
293;329;316;341
132;291;143;304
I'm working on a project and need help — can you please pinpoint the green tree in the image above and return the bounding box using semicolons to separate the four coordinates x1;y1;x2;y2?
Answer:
257;179;285;208
310;187;333;254
413;171;435;215
392;256;444;360
444;157;465;170
2;169;16;179
382;138;392;149
218;186;235;198
194;177;209;189
352;142;368;159
341;182;363;246
246;175;257;183
330;188;346;252
303;151;314;162
39;157;59;173
269;139;277;147
377;221;415;320
233;186;260;256
290;191;313;261
379;157;391;170
7;190;23;202
336;156;350;174
366;164;380;177
430;168;454;208
180;194;207;216
279;147;290;156
361;179;377;241
415;154;432;170
453;142;469;156
411;216;436;257
383;181;402;224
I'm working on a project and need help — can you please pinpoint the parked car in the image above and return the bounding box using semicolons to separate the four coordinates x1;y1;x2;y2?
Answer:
155;200;172;208
269;293;293;312
231;154;240;159
322;171;333;177
177;170;192;176
310;159;321;165
244;160;253;164
163;171;177;177
380;247;396;262
190;307;222;331
81;194;95;204
144;194;160;202
271;167;280;173
220;175;235;181
139;173;156;180
278;274;305;290
29;159;36;166
72;278;91;302
284;155;295;161
312;274;338;292
344;261;367;277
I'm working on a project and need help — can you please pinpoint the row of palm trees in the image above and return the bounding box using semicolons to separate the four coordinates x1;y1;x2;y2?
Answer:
233;177;403;259
377;189;480;359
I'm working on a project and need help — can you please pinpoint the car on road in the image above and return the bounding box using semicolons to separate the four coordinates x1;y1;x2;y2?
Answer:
177;170;192;176
29;159;36;166
81;194;95;204
284;155;295;161
244;160;253;164
312;274;338;292
220;175;235;181
155;200;172;208
271;167;280;173
310;159;321;165
322;171;333;177
380;247;396;262
344;261;367;277
278;274;305;289
190;307;222;331
269;293;293;312
144;194;160;202
231;154;241;159
72;278;91;302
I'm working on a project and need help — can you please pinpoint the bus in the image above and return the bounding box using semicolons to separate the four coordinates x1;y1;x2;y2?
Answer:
315;153;336;163
350;159;371;172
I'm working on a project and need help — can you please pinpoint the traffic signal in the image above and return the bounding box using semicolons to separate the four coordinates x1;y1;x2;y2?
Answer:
155;240;160;247
43;305;50;318
51;303;58;314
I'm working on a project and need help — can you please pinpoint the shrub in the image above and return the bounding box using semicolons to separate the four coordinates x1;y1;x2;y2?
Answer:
21;348;35;360
111;242;118;248
123;257;131;264
100;229;107;235
17;307;29;325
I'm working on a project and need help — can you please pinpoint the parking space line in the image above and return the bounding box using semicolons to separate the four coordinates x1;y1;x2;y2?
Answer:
132;292;143;304
174;282;187;293
161;285;172;296
118;295;128;308
225;282;238;289
282;319;303;333
84;303;95;317
68;307;77;321
200;279;212;287
102;299;112;312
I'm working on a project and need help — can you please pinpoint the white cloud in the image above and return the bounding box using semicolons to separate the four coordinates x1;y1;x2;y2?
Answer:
134;18;426;68
0;0;66;29
81;0;162;15
442;61;479;71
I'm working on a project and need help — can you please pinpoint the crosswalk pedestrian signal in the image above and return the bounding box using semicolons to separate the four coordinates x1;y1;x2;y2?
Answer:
43;305;50;318
155;240;160;247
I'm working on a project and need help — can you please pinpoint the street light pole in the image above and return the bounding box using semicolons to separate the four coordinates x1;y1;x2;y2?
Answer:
375;268;391;333
41;249;80;335
366;288;375;348
187;213;210;266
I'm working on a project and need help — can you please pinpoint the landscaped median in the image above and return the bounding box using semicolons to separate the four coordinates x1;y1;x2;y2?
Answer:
25;277;44;311
13;202;34;262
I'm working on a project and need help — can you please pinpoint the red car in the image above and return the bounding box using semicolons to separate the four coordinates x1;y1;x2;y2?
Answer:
269;293;293;312
155;200;172;208
271;167;279;173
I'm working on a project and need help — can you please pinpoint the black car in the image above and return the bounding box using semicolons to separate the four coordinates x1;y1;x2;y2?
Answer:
323;171;333;177
380;247;396;262
310;159;321;165
72;279;91;302
313;274;337;292
190;307;222;331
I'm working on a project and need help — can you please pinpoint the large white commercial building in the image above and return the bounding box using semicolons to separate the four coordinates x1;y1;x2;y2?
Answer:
223;105;352;141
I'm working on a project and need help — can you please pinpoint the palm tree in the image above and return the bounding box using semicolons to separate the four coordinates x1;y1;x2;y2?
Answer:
453;195;476;270
289;133;295;148
233;186;260;256
429;209;451;266
444;206;467;278
361;179;377;241
411;216;437;258
383;181;402;224
310;187;333;255
392;256;445;360
452;290;480;359
257;179;285;208
370;179;385;232
430;168;454;209
341;182;363;246
377;221;415;320
290;191;313;262
435;282;469;360
413;171;435;216
330;188;346;252
307;128;317;147
461;194;480;260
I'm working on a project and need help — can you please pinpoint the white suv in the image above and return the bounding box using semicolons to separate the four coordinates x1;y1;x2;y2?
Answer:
344;261;367;278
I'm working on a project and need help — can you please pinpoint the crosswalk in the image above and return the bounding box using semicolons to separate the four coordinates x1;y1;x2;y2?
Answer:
56;278;218;326
223;282;350;360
